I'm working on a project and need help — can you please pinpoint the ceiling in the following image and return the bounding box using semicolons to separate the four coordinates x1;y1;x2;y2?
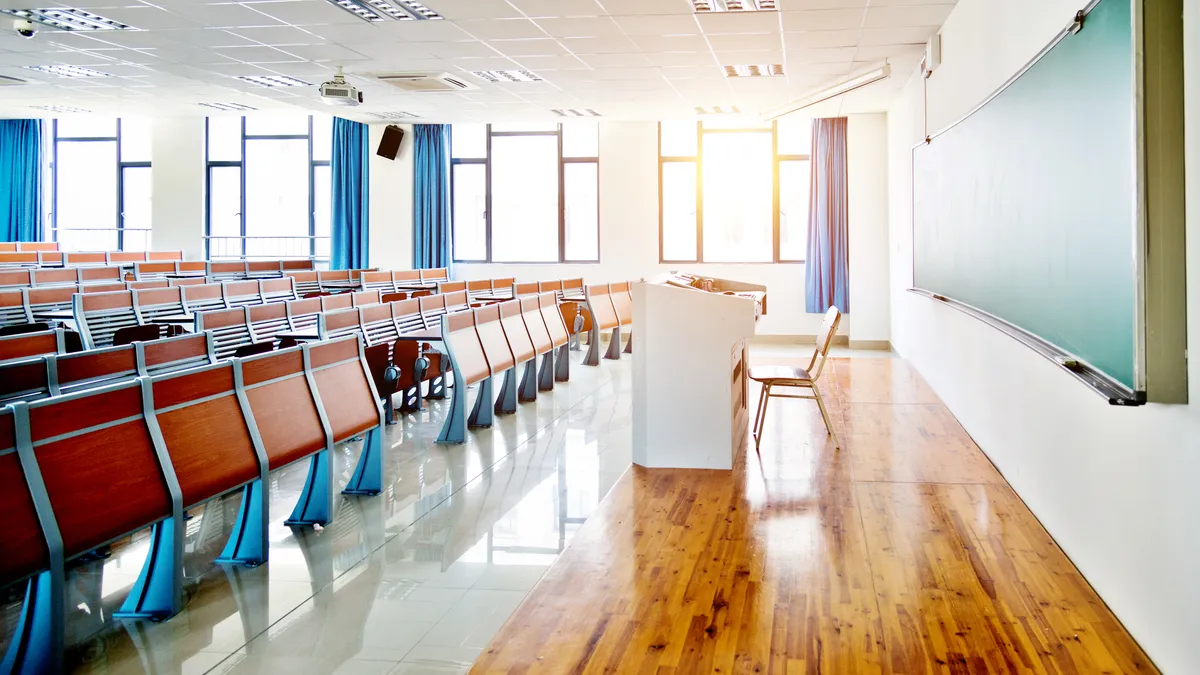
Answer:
0;0;956;122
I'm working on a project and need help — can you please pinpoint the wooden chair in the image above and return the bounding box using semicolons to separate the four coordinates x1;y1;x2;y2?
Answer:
437;309;493;444
107;251;147;265
582;284;621;366
133;287;188;326
0;290;30;329
490;277;515;300
749;307;842;450
286;271;321;296
64;252;107;268
317;270;352;291
362;271;397;295
303;337;386;496
419;267;450;284
79;266;123;287
245;260;282;279
195;307;254;359
320;293;353;312
443;290;470;314
438;280;467;295
539;291;573;384
207;261;248;281
74;290;141;348
286;297;322;332
520;296;557;393
247;301;292;344
0;269;34;291
132;261;176;281
31;268;78;288
135;332;217;376
0;252;40;269
181;282;228;314
318;307;363;341
53;343;139;395
223;280;264;308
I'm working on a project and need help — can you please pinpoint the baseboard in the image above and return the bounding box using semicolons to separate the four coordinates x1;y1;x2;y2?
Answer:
848;339;892;351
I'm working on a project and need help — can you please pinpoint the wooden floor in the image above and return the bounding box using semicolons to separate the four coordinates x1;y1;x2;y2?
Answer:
472;357;1157;675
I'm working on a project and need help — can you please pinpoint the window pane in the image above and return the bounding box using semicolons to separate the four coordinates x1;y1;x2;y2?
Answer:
56;140;117;250
491;135;558;263
120;118;152;162
451;124;487;159
452;163;487;261
661;161;697;261
245;114;310;136
562;122;598;158
779;160;810;261
314;165;331;261
245;139;310;258
702;132;772;262
490;122;558;132
312;114;332;163
56;117;116;138
564;162;598;261
121;166;152;251
660;121;697;157
208;166;242;258
208;116;242;162
777;115;812;156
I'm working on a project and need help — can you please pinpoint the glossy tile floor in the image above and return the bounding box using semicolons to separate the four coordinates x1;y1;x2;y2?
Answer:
0;347;632;675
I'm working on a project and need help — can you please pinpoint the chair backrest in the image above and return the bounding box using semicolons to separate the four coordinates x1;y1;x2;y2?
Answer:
563;278;584;298
0;270;33;291
286;271;321;295
0;355;52;404
23;380;172;559
321;293;353;312
64;252;107;267
442;309;490;387
438;280;467;294
169;277;206;287
132;287;186;324
538;280;564;295
466;279;491;298
81;282;126;294
0;242;13;252
0;329;63;364
287;297;322;331
319;307;362;340
181;282;227;313
539;292;570;348
418;293;446;325
208;261;248;280
393;270;422;285
176;261;206;275
23;286;72;322
113;324;162;347
0;407;50;587
19;242;58;252
498;300;536;363
443;290;470;314
107;251;147;264
52;344;137;395
150;363;259;508
0;252;39;268
491;277;515;294
39;252;64;266
223;280;263;307
520;296;553;355
147;250;184;262
196;307;253;360
30;268;77;288
419;267;450;283
78;266;122;286
514;281;539;297
585;284;619;331
392;298;424;334
74;290;140;349
304;337;382;444
317;270;350;290
805;307;842;380
351;290;382;307
474;304;515;375
238;347;326;471
610;281;632;326
247;301;291;343
126;280;169;290
359;302;399;346
281;259;314;271
2;289;32;327
245;260;282;278
361;271;396;293
136;332;216;376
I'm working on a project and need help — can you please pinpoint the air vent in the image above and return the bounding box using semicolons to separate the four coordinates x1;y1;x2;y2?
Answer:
1;8;133;30
25;65;110;78
376;72;476;92
551;108;601;117
366;111;422;119
0;75;28;86
233;74;310;87
31;105;92;113
199;102;258;111
724;64;784;77
695;105;741;115
693;0;776;11
322;0;441;23
471;70;542;83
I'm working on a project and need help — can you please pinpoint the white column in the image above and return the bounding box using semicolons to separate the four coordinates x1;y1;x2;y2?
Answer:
150;117;205;259
847;113;892;348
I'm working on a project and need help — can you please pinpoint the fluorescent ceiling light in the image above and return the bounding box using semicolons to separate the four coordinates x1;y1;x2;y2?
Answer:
31;105;92;113
322;0;441;23
233;74;310;87
24;64;110;78
762;64;892;120
724;64;784;77
1;7;131;30
199;102;258;111
471;70;542;83
325;0;385;23
693;0;776;11
366;111;423;119
694;105;741;115
552;108;601;117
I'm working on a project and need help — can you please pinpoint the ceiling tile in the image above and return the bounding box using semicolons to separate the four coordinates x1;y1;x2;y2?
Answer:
250;0;367;25
780;9;865;32
166;2;284;27
379;20;475;42
213;44;306;62
507;53;589;70
782;29;860;49
559;35;640;54
785;46;855;63
421;0;524;20
487;38;567;56
593;0;691;15
575;52;650;67
695;11;781;34
628;33;710;52
864;3;954;27
705;33;781;52
455;18;548;40
227;25;327;45
858;25;937;45
534;16;625;38
508;0;606;16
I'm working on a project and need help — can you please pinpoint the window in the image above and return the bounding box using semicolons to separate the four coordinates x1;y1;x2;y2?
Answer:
205;114;332;261
48;118;153;251
659;118;811;263
450;123;599;263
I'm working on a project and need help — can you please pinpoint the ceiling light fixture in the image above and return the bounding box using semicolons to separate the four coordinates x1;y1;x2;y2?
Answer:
693;0;776;12
324;0;385;23
471;69;542;83
724;64;784;77
694;105;741;115
366;111;423;119
762;64;892;120
233;74;310;87
1;7;132;30
199;102;258;111
551;108;601;117
321;0;440;23
24;64;111;78
31;105;92;113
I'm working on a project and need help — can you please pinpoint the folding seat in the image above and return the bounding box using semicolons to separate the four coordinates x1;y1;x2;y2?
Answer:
419;267;450;284
245;260;282;279
135;332;216;376
181;282;228;314
195;307;255;360
390;298;439;412
0;269;34;291
582;284;622;366
223;280;264;307
538;292;573;384
74;290;141;349
321;293;353;312
0;328;64;365
438;280;467;294
51;344;139;395
79;266;123;286
610;281;634;354
247;302;292;344
359;302;400;346
393;269;423;291
107;251;147;265
286;271;321;296
132;261;176;281
126;280;169;290
132;287;189;326
436;310;494;444
490;277;515;300
466;279;492;303
538;280;564;299
0;252;39;269
1;289;32;328
0;355;53;404
207;261;248;281
261;277;298;303
351;289;382;307
519;296;557;394
30;268;78;288
498;299;540;404
443;290;471;314
287;297;323;332
418;293;448;326
318;307;363;341
361;271;397;295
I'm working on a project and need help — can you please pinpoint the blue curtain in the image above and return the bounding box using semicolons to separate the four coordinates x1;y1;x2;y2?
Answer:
0;119;44;243
412;124;451;269
805;117;850;313
331;117;370;270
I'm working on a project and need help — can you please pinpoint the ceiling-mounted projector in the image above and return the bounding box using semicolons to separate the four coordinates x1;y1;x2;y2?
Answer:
320;67;362;106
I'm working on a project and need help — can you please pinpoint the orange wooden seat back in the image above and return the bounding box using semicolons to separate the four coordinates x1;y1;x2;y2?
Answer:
420;267;449;282
563;278;584;296
241;347;327;470
352;290;382;306
0;243;15;252
197;307;246;331
539;292;570;348
394;270;422;283
288;297;322;326
79;289;134;313
445;310;490;386
439;280;467;294
0;330;59;363
209;261;245;276
182;282;225;308
466;279;490;293
170;277;205;287
514;281;539;297
151;364;259;508
610;282;632;326
538;280;564;294
474;304;515;374
135;262;175;277
177;261;206;274
492;277;515;290
248;300;288;324
134;287;185;315
54;344;137;392
0;269;33;288
586;284;619;330
82;283;126;294
281;259;313;271
108;251;145;264
498;300;536;363
80;266;122;284
318;270;349;283
362;271;393;287
28;382;171;557
419;293;446;315
443;290;469;313
147;251;184;262
287;271;318;283
321;294;352;311
261;277;295;299
321;307;361;337
140;333;211;372
0;252;38;266
22;243;58;252
0;409;49;586
127;280;168;290
246;260;279;275
520;296;553;355
224;280;261;303
67;252;107;266
307;338;379;443
0;289;26;321
32;268;77;287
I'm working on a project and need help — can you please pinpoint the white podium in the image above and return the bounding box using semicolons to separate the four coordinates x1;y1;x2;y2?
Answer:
631;276;763;470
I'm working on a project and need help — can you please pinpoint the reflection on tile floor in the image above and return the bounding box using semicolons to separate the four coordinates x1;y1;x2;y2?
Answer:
0;347;631;675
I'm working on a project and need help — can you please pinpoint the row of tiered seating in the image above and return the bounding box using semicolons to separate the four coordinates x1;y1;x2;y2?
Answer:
0;242;58;252
0;335;385;673
0;250;184;269
583;282;635;365
193;289;383;358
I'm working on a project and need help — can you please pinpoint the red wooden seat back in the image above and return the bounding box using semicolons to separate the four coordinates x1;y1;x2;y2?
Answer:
28;382;171;557
138;332;213;375
240;347;327;470
392;298;424;332
586;284;619;330
539;292;570;348
474;305;515;374
498;300;535;363
54;344;137;394
444;310;490;386
196;306;246;331
0;329;61;363
0;357;51;404
306;337;380;443
321;293;353;312
32;269;77;287
0;409;49;586
520;296;553;355
151;364;259;507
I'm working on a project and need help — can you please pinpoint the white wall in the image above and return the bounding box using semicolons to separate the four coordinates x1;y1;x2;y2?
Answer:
149;117;205;259
367;123;414;271
887;1;1200;671
846;114;890;345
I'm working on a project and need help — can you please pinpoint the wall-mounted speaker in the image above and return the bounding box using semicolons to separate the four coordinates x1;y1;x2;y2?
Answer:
377;124;405;160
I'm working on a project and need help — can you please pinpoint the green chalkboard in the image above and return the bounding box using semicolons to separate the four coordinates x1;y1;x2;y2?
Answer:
913;0;1136;389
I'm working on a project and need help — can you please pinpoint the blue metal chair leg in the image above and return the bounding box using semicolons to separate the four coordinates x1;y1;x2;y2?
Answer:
343;426;383;495
538;352;555;391
436;369;468;444
495;369;518;415
583;325;601;366
605;327;622;360
216;480;267;565
555;344;570;382
468;377;494;428
518;360;539;402
285;450;334;526
114;516;183;619
0;571;63;675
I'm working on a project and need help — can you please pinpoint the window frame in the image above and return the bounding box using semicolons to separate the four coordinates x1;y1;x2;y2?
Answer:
658;121;810;264
49;118;152;250
204;115;330;261
450;123;600;264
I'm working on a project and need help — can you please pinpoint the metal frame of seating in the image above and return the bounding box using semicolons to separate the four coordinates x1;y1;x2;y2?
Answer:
0;329;65;365
583;284;622;366
246;302;292;344
181;282;227;314
223;280;264;307
436;309;494;444
73;290;142;349
539;291;573;384
196;307;255;359
286;271;321;295
498;299;540;405
2;290;30;328
475;305;516;416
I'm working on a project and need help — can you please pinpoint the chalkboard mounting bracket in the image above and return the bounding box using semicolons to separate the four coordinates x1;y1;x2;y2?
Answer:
1070;10;1086;34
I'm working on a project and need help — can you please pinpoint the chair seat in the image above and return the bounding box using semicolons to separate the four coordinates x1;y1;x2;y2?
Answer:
748;364;812;383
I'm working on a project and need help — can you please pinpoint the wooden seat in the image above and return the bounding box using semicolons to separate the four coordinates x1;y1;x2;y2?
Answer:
319;307;363;340
439;280;467;294
245;260;282;279
318;270;351;291
475;304;520;414
0;408;51;619
64;252;107;268
304;337;385;495
419;267;449;284
147;251;184;262
31;268;78;288
321;293;353;312
286;271;321;295
181;282;228;314
223;280;264;307
0;269;33;291
132;261;176;281
107;251;147;265
133;287;188;325
79;266;123;287
196;307;254;359
53;343;139;395
583;284;622;365
0;252;39;269
749;307;842;450
443;290;470;314
351;289;382;307
74;290;141;348
207;261;248;281
519;296;559;392
247;301;292;343
362;271;397;295
2;289;32;328
437;309;493;444
287;297;322;331
260;277;298;303
499;299;539;404
135;332;216;375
